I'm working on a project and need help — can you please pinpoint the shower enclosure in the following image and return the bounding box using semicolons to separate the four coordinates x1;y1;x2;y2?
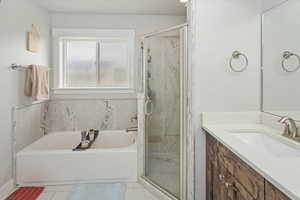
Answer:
142;24;188;200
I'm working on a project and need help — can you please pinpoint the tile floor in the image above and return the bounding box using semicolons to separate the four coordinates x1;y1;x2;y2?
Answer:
36;183;160;200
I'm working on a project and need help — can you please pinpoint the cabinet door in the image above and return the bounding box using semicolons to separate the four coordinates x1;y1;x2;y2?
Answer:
218;137;264;200
206;160;213;200
233;178;255;200
206;134;215;200
206;134;218;168
234;160;264;200
212;165;223;200
217;142;237;175
265;181;290;200
212;163;233;200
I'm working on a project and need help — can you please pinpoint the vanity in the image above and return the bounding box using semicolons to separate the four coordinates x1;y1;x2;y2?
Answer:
205;131;290;200
203;0;300;199
202;113;300;200
206;133;265;200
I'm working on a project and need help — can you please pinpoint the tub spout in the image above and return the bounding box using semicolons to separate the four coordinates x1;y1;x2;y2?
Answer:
81;131;87;142
126;127;138;132
81;131;89;148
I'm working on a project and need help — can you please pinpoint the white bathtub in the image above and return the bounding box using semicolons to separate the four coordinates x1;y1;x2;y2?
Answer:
16;130;137;186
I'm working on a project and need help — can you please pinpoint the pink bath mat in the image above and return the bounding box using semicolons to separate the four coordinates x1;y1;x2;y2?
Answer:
5;187;44;200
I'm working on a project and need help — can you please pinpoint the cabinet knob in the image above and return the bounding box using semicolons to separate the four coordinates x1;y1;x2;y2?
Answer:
225;182;232;188
225;182;239;192
219;174;225;181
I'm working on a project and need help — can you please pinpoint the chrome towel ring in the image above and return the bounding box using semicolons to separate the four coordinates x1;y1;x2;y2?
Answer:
281;51;300;72
229;51;248;72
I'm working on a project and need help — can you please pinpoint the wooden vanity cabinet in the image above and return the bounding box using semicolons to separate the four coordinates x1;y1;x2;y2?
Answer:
206;134;256;200
206;133;291;200
265;181;290;200
206;134;231;200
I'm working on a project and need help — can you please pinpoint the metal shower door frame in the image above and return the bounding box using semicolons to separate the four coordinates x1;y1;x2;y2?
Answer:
141;23;189;200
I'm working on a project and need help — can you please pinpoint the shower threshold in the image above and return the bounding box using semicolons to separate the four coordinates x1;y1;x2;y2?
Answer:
140;176;179;200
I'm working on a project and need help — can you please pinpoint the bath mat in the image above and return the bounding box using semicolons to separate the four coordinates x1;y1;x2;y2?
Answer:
68;183;126;200
5;187;44;200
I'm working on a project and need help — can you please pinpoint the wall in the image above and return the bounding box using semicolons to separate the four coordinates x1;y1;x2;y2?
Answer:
189;0;261;199
49;13;186;132
51;14;186;35
15;103;47;152
51;13;186;91
0;0;50;190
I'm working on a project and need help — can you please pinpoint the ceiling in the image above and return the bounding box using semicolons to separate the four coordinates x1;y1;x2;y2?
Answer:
32;0;187;16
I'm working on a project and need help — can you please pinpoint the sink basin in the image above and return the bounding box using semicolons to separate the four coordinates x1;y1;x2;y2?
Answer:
229;132;300;158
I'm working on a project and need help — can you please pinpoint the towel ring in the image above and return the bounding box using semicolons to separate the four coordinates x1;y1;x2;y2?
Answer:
281;51;300;72
229;51;248;72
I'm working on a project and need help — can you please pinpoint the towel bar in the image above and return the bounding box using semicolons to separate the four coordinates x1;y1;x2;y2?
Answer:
10;63;51;70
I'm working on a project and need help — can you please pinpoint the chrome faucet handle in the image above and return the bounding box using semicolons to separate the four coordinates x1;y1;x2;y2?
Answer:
278;116;298;138
81;131;87;142
278;116;290;123
131;115;138;122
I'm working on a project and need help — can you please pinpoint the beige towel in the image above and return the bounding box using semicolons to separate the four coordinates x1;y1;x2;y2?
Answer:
24;65;49;100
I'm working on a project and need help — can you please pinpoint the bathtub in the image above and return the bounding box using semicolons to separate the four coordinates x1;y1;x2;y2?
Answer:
16;130;137;186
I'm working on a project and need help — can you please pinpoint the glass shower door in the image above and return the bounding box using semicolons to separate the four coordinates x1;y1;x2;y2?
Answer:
144;28;184;199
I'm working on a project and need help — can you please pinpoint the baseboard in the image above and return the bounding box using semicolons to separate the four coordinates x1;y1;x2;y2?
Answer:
0;179;14;200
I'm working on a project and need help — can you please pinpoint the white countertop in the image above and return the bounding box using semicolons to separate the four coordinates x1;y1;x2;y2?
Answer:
203;123;300;200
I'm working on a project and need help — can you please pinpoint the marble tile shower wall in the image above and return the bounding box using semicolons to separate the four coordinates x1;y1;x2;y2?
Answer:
14;103;47;152
147;35;181;157
145;35;181;197
45;100;138;133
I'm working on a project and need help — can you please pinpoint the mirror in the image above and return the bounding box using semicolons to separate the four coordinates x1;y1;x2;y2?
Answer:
262;0;300;120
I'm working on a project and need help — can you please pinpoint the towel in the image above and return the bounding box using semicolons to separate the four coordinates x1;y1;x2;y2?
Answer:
24;65;49;100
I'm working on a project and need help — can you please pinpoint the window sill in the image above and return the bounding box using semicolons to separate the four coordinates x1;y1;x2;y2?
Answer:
51;88;138;100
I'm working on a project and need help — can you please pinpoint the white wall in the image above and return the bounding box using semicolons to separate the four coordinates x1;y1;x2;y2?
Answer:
51;13;186;92
189;0;261;199
0;0;50;188
51;13;186;91
51;14;186;35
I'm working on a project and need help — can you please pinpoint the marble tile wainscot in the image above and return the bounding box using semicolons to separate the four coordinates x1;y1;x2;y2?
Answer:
45;99;138;133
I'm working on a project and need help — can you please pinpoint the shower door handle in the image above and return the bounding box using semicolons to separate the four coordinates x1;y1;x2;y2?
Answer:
145;98;153;116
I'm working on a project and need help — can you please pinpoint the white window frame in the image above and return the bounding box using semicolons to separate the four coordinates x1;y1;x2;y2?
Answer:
52;29;136;98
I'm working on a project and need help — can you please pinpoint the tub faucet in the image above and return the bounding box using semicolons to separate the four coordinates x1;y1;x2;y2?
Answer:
131;115;138;122
81;131;90;148
126;127;138;132
278;116;298;138
81;131;87;141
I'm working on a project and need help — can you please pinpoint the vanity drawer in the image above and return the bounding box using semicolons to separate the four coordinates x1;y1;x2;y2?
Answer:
265;181;290;200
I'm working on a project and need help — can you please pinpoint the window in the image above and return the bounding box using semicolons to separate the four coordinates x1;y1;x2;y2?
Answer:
53;29;135;94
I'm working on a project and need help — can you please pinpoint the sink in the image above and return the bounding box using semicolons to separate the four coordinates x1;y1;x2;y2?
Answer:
228;132;300;158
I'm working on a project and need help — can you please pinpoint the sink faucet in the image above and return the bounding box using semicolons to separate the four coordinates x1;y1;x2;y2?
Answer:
278;116;298;138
